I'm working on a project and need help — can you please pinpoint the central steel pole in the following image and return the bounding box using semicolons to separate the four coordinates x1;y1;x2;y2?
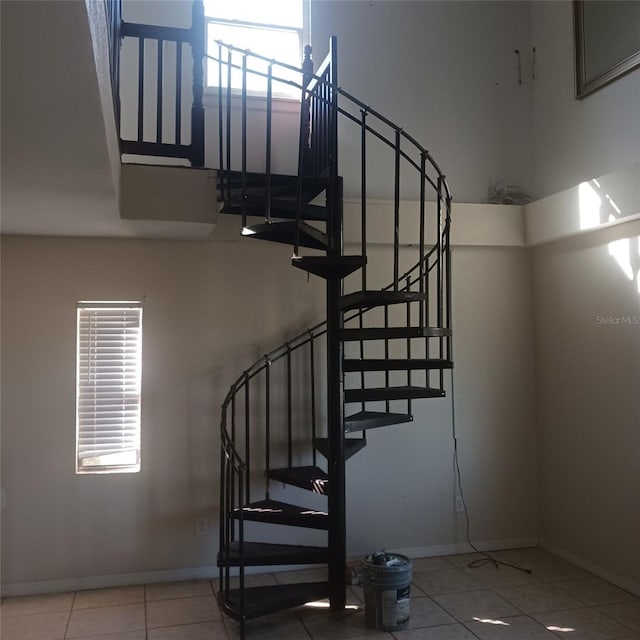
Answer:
325;36;346;612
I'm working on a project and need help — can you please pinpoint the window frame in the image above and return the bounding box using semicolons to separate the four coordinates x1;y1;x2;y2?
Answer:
75;301;143;475
204;0;309;99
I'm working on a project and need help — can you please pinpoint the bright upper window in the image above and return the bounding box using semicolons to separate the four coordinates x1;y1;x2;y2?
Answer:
204;0;308;96
76;302;143;474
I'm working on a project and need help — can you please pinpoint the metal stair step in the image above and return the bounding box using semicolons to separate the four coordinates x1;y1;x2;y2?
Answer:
233;499;328;529
221;194;328;221
313;437;367;460
292;255;366;279
340;290;427;311
217;541;329;567
345;386;445;403
344;411;413;432
218;170;327;197
343;358;453;372
340;327;451;341
267;466;329;495
219;582;330;621
242;221;328;250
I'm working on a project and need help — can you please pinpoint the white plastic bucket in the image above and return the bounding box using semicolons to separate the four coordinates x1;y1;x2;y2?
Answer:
360;552;412;631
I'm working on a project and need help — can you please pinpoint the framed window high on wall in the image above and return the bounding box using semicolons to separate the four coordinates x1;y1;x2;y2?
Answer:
574;0;640;98
204;0;309;96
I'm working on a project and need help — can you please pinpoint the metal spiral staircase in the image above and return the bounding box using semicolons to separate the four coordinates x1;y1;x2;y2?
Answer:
108;3;451;637
211;40;453;637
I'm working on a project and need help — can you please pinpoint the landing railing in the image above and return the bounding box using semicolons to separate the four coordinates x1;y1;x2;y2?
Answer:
113;0;205;166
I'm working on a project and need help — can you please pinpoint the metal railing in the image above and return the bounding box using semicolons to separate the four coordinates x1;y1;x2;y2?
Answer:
213;38;452;600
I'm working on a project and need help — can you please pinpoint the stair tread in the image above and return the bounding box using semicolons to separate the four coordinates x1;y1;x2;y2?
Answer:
340;327;451;341
313;437;367;460
219;582;330;621
242;221;328;250
344;410;413;432
233;499;329;529
343;358;453;371
345;386;445;402
267;466;329;495
221;194;328;221
218;541;329;567
292;255;366;279
340;290;427;310
219;169;326;194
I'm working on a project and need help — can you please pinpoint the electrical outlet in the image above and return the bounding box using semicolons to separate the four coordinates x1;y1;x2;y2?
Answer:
196;518;210;536
455;494;465;513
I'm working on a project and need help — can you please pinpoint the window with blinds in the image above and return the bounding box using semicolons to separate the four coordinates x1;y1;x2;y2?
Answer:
76;302;143;474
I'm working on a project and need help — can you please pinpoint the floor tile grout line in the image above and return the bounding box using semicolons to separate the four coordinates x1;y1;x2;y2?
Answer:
62;590;77;639
591;601;640;635
143;582;149;640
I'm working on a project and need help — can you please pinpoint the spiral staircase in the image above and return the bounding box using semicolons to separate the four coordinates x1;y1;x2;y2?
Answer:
109;4;452;638
211;40;453;637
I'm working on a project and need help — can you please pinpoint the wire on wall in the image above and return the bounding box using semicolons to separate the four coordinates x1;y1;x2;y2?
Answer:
449;367;532;574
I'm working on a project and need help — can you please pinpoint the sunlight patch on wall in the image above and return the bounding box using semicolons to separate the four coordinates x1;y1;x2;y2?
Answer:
579;180;640;293
578;180;602;230
608;237;634;281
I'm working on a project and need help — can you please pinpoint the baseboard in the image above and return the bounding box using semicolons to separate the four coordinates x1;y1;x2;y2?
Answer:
2;536;539;598
366;536;540;561
2;565;220;598
540;539;640;598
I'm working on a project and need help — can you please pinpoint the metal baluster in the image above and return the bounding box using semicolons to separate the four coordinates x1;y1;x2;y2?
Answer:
384;305;390;413
238;469;245;627
156;39;163;144
137;38;144;142
309;335;317;467
437;176;443;331
218;430;225;592
419;152;426;328
230;394;236;543
287;344;293;467
393;129;401;290
226;48;232;201
265;64;273;222
264;357;271;498
175;42;182;145
244;375;250;505
406;276;412;414
241;54;248;228
361;109;368;291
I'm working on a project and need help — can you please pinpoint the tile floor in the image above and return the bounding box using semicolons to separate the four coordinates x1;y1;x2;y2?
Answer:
2;548;639;640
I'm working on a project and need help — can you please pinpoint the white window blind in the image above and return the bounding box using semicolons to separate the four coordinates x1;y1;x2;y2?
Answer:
76;302;142;474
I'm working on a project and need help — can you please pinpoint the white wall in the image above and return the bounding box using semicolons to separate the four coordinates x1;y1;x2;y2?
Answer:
531;217;640;590
531;1;640;199
121;0;533;203
1;206;538;591
0;232;325;588
311;0;533;203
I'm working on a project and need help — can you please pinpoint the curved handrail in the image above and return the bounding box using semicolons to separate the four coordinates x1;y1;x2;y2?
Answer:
206;43;450;201
215;36;453;441
218;233;449;466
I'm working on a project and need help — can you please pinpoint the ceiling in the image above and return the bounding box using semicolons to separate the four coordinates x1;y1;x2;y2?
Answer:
0;0;214;239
